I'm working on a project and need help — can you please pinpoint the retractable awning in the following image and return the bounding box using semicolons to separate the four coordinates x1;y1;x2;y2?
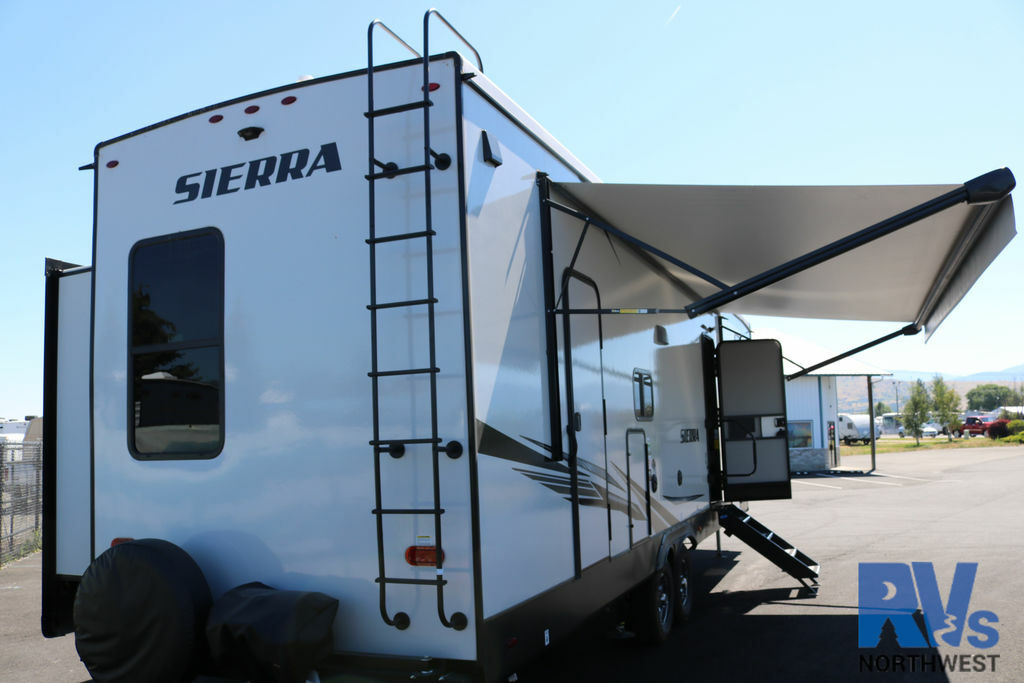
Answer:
550;169;1015;339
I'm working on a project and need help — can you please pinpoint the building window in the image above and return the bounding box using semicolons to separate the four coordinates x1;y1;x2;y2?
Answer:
633;369;654;421
129;228;224;459
788;420;813;449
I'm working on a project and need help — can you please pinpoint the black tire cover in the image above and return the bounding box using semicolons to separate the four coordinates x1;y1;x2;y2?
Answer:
74;538;212;683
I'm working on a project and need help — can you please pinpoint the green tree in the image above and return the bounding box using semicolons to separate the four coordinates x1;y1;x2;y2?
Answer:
902;380;931;446
875;401;892;415
931;375;960;442
966;383;1013;411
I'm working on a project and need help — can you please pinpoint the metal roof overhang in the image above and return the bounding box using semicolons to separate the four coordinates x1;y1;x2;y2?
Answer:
550;169;1015;341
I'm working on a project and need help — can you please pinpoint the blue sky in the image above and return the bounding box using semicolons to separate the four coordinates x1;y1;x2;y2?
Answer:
2;0;1022;417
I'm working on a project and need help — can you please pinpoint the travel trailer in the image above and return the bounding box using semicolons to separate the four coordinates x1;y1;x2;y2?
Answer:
41;11;1016;683
837;413;873;445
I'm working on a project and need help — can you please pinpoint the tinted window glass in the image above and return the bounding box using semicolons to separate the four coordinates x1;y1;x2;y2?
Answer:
129;229;223;458
131;231;222;346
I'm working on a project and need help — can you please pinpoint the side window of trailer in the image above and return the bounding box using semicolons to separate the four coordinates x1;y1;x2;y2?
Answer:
128;228;224;459
633;369;654;421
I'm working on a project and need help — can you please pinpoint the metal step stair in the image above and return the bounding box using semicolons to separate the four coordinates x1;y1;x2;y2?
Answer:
718;504;820;586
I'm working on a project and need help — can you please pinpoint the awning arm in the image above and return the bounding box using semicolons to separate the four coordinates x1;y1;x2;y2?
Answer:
786;324;920;381
543;199;729;289
686;168;1015;318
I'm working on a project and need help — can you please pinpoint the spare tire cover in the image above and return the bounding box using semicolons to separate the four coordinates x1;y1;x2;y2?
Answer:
74;538;212;683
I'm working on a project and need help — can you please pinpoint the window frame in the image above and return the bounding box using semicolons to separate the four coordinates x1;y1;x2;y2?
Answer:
787;420;814;449
126;227;225;460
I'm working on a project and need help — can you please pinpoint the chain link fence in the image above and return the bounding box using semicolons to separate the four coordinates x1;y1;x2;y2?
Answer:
1;440;42;565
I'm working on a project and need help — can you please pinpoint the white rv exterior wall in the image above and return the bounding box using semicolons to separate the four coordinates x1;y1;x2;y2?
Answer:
461;81;719;617
89;59;475;660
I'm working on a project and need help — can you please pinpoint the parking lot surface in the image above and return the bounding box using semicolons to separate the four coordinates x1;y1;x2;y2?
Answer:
2;446;1022;682
522;446;1024;682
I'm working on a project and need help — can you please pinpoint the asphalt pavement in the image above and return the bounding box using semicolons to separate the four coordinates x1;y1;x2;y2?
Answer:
2;446;1022;682
520;445;1024;682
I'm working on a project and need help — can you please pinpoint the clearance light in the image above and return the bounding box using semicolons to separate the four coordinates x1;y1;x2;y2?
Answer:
405;545;444;567
110;537;134;547
422;82;441;92
244;105;260;114
209;114;224;123
281;96;297;105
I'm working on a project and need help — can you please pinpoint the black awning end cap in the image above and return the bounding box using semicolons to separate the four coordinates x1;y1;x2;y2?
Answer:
965;167;1015;205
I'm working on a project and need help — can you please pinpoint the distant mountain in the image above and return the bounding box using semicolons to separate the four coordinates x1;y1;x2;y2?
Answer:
883;364;1024;383
887;369;942;382
836;375;1022;413
958;363;1024;382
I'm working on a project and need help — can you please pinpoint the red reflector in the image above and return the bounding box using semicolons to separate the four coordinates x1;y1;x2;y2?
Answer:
209;114;224;123
405;545;444;566
110;537;133;547
506;637;518;649
281;95;297;105
422;82;441;92
106;160;119;169
244;105;260;114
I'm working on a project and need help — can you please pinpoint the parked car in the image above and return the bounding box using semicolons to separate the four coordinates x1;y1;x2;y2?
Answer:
955;416;1008;438
921;423;938;438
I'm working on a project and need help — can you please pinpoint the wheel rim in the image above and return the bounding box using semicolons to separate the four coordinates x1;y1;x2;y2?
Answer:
677;566;689;609
657;572;672;625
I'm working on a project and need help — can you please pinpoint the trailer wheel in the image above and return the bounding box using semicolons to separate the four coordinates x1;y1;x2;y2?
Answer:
636;564;675;644
73;538;212;683
671;550;693;625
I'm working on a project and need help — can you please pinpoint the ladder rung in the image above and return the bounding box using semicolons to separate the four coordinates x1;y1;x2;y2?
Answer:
366;164;432;181
366;230;436;245
372;508;445;515
368;298;437;311
364;100;432;118
376;577;447;586
370;438;442;446
369;367;439;378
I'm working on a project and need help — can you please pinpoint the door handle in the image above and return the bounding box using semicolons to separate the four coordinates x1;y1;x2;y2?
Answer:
573;412;582;432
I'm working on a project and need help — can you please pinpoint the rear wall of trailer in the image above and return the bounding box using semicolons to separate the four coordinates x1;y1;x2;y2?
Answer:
86;57;476;660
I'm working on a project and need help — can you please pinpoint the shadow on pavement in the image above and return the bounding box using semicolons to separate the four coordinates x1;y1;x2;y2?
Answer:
518;549;949;682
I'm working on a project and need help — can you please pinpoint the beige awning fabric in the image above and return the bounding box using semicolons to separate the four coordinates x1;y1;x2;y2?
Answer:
551;181;1015;338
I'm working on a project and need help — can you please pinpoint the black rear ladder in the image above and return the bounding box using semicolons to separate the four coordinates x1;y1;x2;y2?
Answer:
365;11;479;633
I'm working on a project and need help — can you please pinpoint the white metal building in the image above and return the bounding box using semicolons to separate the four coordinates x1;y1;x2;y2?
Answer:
754;329;890;471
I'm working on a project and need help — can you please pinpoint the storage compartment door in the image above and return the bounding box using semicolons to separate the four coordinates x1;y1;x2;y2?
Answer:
718;339;791;501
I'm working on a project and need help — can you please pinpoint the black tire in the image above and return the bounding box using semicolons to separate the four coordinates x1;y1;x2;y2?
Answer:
636;564;675;644
74;539;212;683
671;550;694;625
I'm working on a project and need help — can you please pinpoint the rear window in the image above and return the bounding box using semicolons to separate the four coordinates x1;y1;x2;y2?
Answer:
128;228;224;459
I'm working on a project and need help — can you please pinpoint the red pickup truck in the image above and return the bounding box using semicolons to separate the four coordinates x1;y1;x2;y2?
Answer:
955;416;1008;438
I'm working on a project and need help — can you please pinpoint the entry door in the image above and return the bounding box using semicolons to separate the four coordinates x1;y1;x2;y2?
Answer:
561;272;609;569
717;339;792;501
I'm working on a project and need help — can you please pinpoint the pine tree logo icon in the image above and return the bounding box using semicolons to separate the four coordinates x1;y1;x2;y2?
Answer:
876;618;901;650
